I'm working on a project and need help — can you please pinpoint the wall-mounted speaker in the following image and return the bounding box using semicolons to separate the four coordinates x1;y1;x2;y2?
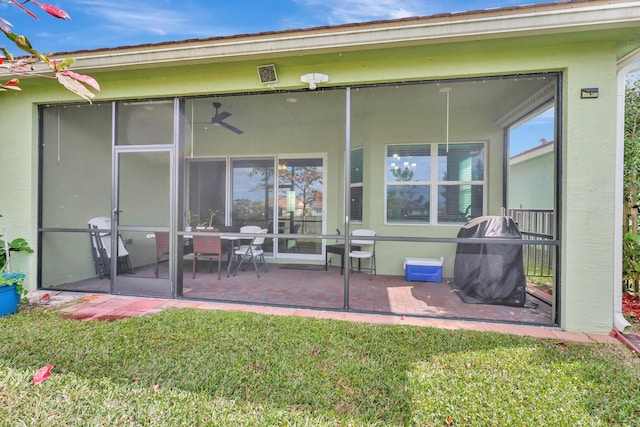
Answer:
257;64;278;85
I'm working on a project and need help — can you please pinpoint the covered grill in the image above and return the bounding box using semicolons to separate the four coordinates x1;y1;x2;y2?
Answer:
452;216;527;307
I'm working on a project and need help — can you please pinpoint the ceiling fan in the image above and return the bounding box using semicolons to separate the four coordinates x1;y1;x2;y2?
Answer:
207;101;244;135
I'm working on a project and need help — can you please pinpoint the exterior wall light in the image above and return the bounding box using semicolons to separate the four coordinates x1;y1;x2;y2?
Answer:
301;73;329;90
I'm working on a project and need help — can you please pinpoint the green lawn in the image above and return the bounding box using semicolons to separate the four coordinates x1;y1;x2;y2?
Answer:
1;307;639;426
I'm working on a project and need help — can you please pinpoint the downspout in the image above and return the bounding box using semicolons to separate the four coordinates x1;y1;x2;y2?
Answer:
614;58;640;334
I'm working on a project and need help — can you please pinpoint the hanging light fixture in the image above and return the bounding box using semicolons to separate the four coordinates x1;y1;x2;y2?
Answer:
439;87;452;152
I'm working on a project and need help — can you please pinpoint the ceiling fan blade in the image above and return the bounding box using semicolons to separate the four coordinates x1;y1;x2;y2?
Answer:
212;111;231;123
217;120;244;135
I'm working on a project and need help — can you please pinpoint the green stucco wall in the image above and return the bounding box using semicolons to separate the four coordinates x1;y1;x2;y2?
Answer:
0;33;626;333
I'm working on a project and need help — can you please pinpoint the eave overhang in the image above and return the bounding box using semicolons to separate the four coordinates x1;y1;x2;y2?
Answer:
33;1;640;72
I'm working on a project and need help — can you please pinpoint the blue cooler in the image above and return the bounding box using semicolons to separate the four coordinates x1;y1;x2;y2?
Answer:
404;257;444;282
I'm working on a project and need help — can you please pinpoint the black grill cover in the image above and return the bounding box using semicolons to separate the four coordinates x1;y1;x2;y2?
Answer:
453;216;526;307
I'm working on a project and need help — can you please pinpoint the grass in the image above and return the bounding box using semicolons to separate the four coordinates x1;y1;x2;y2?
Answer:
1;307;639;426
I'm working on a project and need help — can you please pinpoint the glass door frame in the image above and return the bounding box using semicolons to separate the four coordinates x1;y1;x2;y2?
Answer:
111;145;176;296
274;153;327;261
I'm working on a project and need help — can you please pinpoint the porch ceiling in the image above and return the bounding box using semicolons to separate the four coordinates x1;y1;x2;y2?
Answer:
186;77;553;133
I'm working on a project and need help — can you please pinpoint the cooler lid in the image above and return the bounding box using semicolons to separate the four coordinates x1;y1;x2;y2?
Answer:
404;257;444;268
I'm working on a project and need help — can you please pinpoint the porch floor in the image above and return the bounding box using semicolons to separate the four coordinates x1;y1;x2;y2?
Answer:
48;260;554;326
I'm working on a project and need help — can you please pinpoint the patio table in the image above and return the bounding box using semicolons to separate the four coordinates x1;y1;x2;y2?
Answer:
325;243;360;275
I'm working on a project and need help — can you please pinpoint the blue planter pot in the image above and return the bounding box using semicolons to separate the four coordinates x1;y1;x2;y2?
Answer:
0;273;25;317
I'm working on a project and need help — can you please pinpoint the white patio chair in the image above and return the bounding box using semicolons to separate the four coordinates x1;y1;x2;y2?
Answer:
232;226;268;278
349;228;376;280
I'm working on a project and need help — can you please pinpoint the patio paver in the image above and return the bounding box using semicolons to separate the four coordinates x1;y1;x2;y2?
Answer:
29;290;637;351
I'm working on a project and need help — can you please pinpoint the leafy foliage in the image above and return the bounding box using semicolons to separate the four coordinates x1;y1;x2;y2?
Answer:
0;0;99;101
623;232;640;291
624;77;640;293
0;214;34;276
0;213;33;298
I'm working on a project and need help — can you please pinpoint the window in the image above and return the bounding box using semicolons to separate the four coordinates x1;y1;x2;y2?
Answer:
437;143;485;223
385;143;484;224
385;145;431;223
350;148;363;222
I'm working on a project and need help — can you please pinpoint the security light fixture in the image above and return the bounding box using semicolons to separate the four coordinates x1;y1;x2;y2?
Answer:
301;73;329;90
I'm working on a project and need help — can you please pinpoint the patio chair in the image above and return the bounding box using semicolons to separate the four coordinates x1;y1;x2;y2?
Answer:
192;229;222;280
88;224;110;279
88;216;134;279
154;231;170;278
349;228;376;280
232;227;268;278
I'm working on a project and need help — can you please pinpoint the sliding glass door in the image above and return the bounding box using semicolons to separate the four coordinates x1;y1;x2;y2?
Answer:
185;155;325;259
231;158;274;229
277;157;325;257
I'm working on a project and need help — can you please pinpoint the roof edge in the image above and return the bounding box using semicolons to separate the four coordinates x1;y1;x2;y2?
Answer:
36;1;640;72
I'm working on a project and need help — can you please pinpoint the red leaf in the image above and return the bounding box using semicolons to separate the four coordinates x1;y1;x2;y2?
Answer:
11;0;39;20
40;293;50;301
312;348;319;357
623;293;640;319
56;73;96;102
446;416;453;425
33;364;54;385
31;1;71;20
60;70;100;92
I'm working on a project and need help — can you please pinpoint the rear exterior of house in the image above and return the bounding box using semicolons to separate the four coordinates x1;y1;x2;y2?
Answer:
2;0;640;333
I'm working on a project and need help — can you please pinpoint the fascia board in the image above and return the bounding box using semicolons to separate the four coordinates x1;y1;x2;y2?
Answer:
30;2;640;72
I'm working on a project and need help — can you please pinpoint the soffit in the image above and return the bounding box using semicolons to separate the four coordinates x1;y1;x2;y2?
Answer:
58;1;640;73
184;77;554;132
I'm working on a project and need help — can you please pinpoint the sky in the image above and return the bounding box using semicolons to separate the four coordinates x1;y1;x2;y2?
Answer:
1;0;561;54
509;107;555;156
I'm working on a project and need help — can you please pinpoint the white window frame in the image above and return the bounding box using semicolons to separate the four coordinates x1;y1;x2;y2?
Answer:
384;141;486;225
